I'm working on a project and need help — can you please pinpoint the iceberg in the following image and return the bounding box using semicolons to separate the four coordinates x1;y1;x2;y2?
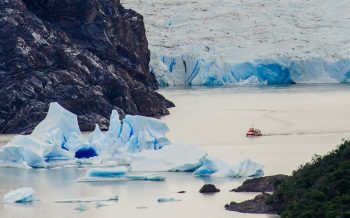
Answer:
55;196;118;203
157;198;181;203
193;157;264;178
233;159;265;177
86;167;129;178
0;102;172;168
4;187;35;203
76;167;166;182
0;102;263;179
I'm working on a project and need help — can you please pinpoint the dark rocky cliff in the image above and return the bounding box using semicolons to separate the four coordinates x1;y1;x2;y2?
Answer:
0;0;174;134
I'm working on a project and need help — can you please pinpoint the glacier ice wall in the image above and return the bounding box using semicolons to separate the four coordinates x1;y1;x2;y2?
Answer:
152;55;350;86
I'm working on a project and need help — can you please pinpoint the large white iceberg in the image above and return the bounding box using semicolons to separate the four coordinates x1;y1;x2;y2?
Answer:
4;187;35;203
0;102;172;168
0;102;263;178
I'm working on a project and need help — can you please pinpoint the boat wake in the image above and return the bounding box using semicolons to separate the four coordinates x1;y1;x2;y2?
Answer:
263;129;350;136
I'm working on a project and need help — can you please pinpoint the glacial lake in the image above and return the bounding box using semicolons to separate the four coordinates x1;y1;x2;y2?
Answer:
1;84;350;218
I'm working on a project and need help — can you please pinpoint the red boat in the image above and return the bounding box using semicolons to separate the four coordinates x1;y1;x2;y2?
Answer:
246;127;262;137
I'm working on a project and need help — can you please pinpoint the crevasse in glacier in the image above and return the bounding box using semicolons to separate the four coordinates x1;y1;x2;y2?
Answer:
0;102;264;178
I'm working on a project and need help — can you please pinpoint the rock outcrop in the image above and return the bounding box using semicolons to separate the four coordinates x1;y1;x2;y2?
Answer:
225;193;276;214
199;184;220;193
0;0;174;134
232;175;289;193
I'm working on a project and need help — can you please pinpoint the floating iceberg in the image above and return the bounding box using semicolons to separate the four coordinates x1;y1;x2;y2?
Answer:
0;102;172;168
55;196;118;203
76;167;166;182
4;187;35;203
157;198;181;203
0;102;263;178
193;157;264;178
86;167;129;178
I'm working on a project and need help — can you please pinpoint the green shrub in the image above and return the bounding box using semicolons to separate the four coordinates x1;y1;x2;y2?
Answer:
268;140;350;218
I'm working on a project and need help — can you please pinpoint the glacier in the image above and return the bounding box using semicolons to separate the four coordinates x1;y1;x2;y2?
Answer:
153;56;350;86
4;187;35;203
0;102;263;178
121;0;350;86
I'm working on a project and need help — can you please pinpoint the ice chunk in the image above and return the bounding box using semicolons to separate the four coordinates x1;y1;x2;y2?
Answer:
125;175;166;181
157;198;181;203
77;167;165;182
55;196;118;203
193;157;264;178
86;167;129;178
76;174;165;182
131;144;207;172
4;187;35;203
233;159;264;177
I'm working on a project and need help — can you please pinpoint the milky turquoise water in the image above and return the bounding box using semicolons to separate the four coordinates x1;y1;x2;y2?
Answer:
1;84;350;218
